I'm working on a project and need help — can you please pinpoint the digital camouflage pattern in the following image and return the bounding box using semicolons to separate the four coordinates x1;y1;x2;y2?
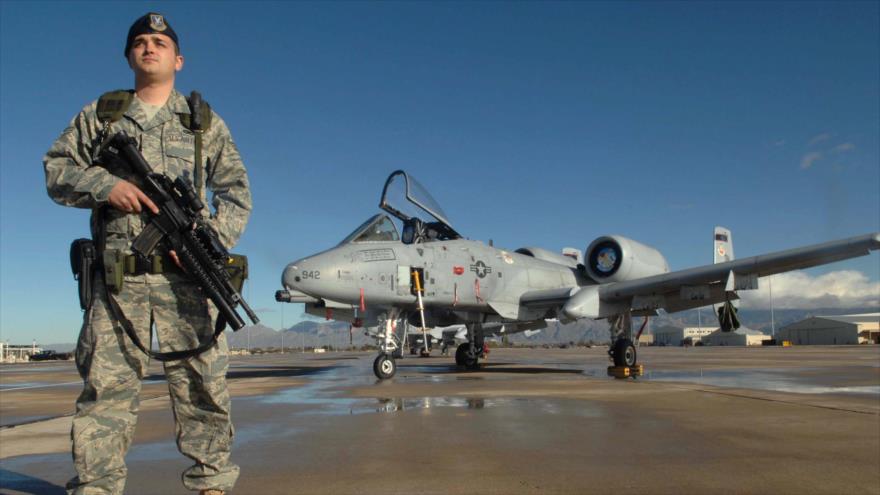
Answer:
45;90;251;254
44;90;250;494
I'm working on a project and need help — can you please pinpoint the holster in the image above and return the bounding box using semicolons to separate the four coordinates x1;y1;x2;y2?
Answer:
69;238;96;310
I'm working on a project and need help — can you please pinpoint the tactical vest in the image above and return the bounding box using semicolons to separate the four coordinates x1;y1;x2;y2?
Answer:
89;90;246;362
95;89;212;197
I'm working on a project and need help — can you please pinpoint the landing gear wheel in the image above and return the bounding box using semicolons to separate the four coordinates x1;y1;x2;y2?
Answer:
455;343;469;366
455;343;479;369
419;348;431;357
373;354;396;379
612;339;637;368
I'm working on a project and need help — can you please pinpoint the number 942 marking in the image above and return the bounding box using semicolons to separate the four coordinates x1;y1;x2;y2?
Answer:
302;270;320;280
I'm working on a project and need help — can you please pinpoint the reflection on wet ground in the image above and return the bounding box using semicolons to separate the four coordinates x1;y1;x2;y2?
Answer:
2;348;879;495
644;368;880;395
253;365;606;418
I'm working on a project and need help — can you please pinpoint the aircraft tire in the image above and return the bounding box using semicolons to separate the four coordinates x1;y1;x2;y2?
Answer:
612;339;637;368
373;354;397;379
455;343;470;366
455;343;478;369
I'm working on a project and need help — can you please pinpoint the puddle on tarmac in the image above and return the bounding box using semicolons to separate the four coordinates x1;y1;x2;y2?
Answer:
258;380;505;416
253;364;603;417
371;396;498;412
644;368;880;395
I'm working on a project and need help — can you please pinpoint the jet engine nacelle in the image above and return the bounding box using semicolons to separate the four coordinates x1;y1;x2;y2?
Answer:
584;235;669;283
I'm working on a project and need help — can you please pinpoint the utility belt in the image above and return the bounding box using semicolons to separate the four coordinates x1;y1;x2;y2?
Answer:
100;250;182;293
70;239;248;310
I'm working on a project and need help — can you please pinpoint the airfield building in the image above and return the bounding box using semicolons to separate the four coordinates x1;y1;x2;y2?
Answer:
776;313;880;345
653;326;715;346
702;327;770;346
0;343;43;363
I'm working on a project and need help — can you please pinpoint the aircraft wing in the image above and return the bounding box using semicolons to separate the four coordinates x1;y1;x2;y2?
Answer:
522;233;880;320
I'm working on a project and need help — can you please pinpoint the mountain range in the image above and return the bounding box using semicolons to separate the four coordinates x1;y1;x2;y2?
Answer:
38;307;877;353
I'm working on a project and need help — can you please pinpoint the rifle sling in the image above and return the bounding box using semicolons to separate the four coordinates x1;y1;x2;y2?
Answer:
104;282;227;362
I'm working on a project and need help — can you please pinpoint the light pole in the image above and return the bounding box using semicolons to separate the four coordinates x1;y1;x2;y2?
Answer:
769;275;776;337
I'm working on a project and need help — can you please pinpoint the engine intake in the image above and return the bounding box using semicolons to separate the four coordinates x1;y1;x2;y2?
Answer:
585;235;669;283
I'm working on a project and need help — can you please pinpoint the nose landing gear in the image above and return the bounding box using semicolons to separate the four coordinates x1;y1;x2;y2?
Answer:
373;311;401;380
373;353;397;379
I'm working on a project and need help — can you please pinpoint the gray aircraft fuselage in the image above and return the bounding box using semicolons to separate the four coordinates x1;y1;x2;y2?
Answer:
283;232;589;326
279;171;879;379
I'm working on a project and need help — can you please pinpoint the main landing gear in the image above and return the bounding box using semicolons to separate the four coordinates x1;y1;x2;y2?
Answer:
612;338;637;368
607;312;644;379
455;323;485;370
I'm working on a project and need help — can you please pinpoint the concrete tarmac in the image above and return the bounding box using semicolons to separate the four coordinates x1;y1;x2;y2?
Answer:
1;346;878;494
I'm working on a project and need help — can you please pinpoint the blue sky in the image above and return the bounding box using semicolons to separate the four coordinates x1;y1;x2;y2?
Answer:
1;1;878;345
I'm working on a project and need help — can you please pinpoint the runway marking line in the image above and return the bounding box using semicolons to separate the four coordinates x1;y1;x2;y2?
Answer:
0;379;165;392
683;385;879;416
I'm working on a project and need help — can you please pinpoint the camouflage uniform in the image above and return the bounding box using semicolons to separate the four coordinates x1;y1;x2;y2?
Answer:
44;90;251;494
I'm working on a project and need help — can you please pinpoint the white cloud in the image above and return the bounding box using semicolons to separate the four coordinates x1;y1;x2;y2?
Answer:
833;142;855;153
738;270;880;309
800;151;823;169
808;133;831;146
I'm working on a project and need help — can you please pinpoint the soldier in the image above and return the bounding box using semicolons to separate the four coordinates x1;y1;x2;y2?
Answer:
43;12;251;495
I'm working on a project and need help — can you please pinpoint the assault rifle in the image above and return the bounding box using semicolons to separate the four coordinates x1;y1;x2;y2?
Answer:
104;131;259;331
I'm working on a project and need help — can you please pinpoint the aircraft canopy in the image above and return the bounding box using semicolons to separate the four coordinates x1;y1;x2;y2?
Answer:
339;214;400;244
379;170;461;239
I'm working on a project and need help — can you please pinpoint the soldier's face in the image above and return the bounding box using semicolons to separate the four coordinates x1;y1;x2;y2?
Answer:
127;33;183;81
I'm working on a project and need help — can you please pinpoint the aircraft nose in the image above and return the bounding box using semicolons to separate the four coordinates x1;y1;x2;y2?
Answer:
282;261;305;291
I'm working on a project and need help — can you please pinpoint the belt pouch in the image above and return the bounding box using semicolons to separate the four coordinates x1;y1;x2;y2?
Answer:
102;249;124;293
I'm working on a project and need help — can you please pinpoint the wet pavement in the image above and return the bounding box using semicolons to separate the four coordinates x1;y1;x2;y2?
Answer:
1;346;879;494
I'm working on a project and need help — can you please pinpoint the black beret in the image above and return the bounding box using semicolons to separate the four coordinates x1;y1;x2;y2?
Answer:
124;13;179;58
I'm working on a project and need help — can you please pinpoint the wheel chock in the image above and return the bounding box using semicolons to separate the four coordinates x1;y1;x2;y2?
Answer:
607;365;644;379
607;366;630;379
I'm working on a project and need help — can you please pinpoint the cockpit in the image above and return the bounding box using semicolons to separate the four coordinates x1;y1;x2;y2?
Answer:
339;171;463;246
339;214;400;244
381;170;462;244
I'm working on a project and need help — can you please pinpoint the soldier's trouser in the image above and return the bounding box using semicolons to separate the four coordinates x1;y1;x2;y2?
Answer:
66;278;240;495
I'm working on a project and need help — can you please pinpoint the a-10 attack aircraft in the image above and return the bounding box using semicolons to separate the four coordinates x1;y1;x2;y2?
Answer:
277;170;880;379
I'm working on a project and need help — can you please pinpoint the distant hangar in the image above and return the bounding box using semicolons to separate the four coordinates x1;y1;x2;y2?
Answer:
653;326;715;346
653;325;770;347
776;313;880;345
702;327;770;346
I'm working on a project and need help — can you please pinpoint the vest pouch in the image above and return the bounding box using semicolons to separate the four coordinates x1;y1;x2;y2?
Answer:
70;239;96;310
103;250;124;293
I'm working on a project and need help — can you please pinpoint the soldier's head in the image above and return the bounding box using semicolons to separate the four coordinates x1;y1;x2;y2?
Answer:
125;13;183;83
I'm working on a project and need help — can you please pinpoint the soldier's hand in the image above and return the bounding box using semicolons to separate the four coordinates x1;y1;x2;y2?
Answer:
108;180;159;214
168;250;184;270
